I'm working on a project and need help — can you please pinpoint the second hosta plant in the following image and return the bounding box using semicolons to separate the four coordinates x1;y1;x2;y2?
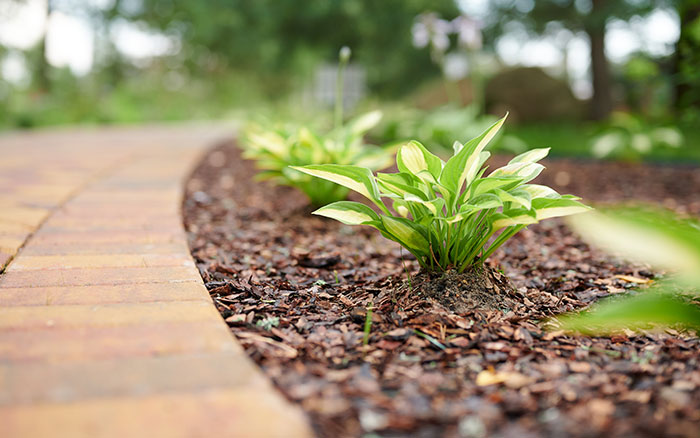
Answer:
294;115;591;272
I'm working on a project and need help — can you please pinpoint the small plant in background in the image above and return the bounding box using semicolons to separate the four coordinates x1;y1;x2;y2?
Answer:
590;112;683;161
293;115;590;273
372;104;527;156
241;48;395;206
559;207;700;334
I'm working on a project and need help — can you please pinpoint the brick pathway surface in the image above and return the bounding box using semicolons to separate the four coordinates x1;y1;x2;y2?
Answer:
0;125;312;438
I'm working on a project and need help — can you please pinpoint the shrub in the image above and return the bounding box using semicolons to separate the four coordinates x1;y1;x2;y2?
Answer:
294;115;591;273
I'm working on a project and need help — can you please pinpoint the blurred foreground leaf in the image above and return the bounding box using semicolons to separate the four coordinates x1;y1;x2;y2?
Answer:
559;207;700;334
556;284;700;335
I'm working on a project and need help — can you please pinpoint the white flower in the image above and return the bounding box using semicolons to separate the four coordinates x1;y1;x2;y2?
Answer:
452;15;483;50
411;21;430;48
443;52;470;80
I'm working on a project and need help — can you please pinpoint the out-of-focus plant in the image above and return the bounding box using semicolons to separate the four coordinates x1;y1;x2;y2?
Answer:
590;112;683;161
558;207;700;334
373;104;528;156
293;115;590;273
242;48;395;206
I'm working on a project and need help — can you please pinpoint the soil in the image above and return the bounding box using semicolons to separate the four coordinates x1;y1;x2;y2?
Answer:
411;267;519;314
183;143;700;438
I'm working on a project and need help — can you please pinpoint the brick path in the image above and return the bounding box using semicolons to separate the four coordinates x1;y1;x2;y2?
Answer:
0;125;312;438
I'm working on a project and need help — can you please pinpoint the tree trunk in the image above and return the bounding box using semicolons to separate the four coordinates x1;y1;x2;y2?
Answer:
35;0;52;93
586;0;612;120
673;1;700;112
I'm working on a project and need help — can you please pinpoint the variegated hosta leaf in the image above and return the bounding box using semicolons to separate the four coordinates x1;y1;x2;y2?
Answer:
439;115;506;195
404;194;445;216
508;147;550;164
376;172;427;199
392;200;410;218
469;176;523;198
532;197;591;221
381;216;429;252
489;161;544;184
520;184;560;199
491;209;537;230
312;201;379;225
466;193;503;211
494;188;532;210
293;164;381;203
396;140;444;183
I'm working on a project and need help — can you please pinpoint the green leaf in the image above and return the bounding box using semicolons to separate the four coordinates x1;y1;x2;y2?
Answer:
312;201;379;225
439;115;506;195
494;188;532;210
532;197;591;221
490;209;537;230
396;140;444;182
556;290;700;335
469;176;523;197
345;110;383;135
380;216;429;252
404;194;445;216
567;208;700;275
292;164;381;203
489;162;544;184
466;193;503;211
519;184;560;199
376;172;428;199
508;147;550;164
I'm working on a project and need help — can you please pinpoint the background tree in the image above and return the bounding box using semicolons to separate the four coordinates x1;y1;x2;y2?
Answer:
133;0;460;96
484;0;671;120
674;0;700;115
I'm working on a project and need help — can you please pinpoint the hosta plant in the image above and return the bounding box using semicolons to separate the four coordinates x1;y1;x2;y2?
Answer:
242;110;394;206
241;46;395;206
293;115;591;273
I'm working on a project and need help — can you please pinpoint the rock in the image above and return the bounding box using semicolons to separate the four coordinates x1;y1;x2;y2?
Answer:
485;67;585;122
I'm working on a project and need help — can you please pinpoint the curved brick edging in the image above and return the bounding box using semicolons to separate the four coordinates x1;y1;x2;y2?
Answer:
0;125;313;438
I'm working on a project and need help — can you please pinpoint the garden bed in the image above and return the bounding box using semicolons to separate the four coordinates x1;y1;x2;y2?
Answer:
183;143;700;438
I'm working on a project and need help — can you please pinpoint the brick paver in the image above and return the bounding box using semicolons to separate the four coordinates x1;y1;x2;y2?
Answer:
0;125;312;438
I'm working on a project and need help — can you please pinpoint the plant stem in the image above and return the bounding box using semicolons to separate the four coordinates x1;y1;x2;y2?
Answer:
335;47;351;131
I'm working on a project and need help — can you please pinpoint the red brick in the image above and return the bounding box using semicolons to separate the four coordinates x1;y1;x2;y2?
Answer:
0;282;208;306
0;320;237;363
0;301;220;330
0;265;201;288
0;388;312;438
6;254;194;271
0;351;267;405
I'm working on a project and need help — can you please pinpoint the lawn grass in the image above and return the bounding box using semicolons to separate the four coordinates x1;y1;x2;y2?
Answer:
506;121;700;165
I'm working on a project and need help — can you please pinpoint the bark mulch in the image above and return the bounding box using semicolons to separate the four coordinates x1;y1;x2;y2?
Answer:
183;143;700;438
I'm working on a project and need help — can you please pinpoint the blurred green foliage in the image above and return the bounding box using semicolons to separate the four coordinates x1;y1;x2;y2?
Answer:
134;0;459;96
560;206;700;334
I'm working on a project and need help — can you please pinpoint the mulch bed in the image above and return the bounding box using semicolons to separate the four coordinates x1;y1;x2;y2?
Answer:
183;143;700;438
